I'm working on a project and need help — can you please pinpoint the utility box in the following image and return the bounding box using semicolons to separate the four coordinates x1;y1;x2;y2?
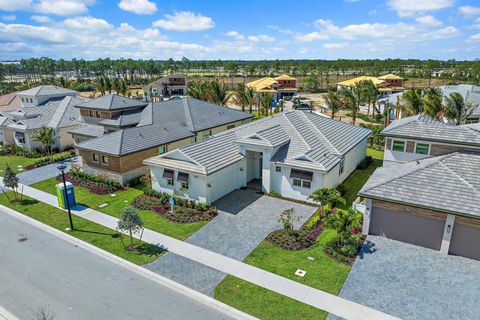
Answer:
56;182;76;209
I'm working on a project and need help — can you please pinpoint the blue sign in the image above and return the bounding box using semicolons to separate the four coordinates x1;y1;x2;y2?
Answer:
169;197;175;206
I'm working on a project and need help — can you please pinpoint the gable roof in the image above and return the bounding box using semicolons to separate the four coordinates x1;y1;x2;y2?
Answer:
0;92;21;112
378;74;403;80
145;110;371;175
75;97;252;156
274;75;296;81
75;94;148;111
359;152;480;219
382;115;480;147
17;85;78;97
5;96;84;130
246;77;279;91
337;76;385;87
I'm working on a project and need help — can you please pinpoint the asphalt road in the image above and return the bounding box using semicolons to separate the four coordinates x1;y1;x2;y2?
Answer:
0;209;239;320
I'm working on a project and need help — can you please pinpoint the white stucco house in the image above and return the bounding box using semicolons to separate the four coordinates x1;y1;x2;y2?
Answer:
144;110;371;203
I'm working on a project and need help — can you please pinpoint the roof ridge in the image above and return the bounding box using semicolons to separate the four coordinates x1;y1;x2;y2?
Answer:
299;111;340;155
182;98;195;131
47;96;71;129
441;158;480;194
361;153;458;193
118;129;125;155
282;112;313;155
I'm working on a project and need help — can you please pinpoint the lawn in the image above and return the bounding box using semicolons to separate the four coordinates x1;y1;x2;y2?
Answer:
0;155;37;175
0;193;163;265
31;177;208;240
215;148;384;320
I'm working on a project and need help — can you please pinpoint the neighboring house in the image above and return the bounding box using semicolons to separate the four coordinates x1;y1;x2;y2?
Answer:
359;151;480;261
0;85;84;150
0;92;22;112
144;110;371;204
246;75;298;101
381;115;480;167
438;84;480;124
336;74;404;97
144;74;188;98
72;97;253;184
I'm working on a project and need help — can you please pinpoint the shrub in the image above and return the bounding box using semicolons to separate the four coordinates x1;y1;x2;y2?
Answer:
324;233;364;264
58;169;123;195
357;156;373;170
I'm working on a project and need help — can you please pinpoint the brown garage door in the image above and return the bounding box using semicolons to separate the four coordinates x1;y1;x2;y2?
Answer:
370;202;446;250
449;217;480;261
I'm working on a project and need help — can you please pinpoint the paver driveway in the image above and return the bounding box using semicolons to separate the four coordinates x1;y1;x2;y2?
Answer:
328;235;480;320
145;188;317;296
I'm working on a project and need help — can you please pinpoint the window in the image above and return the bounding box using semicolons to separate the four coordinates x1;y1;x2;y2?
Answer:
92;153;99;163
21;98;24;102
392;140;405;152
275;166;282;172
95;111;101;118
466;118;479;124
227;124;235;130
339;158;345;175
159;145;167;154
203;130;212;139
101;155;109;164
302;181;311;189
89;110;95;117
167;179;174;186
415;143;429;155
181;182;189;190
293;179;302;187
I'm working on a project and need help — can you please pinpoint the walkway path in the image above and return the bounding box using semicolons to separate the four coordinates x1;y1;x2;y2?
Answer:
3;181;399;320
146;188;317;295
17;156;77;186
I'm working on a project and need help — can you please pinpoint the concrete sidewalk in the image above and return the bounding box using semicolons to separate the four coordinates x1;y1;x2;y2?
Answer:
5;181;399;320
17;156;77;186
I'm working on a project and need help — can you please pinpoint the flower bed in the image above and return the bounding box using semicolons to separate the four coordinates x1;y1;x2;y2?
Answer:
131;193;217;224
266;229;314;251
56;170;123;195
323;233;365;265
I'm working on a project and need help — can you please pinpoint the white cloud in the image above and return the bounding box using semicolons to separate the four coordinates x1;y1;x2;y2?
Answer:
268;25;294;35
387;0;454;17
323;43;348;49
415;15;442;26
0;0;95;16
118;0;157;15
459;6;480;17
247;34;275;42
153;11;214;31
470;33;480;41
31;15;53;23
1;15;16;21
226;30;244;41
63;16;113;32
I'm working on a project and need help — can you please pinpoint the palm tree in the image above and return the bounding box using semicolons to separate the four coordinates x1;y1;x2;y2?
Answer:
401;89;423;116
324;91;342;119
443;92;476;125
339;87;360;125
96;77;106;96
245;86;255;114
309;187;346;208
259;92;274;117
422;87;443;119
209;81;232;106
32;126;55;159
232;83;247;112
360;80;377;116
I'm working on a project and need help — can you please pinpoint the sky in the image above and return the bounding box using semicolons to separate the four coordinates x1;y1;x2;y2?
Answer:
0;0;479;61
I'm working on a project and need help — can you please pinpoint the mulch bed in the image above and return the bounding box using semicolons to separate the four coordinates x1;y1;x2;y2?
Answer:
266;229;315;251
132;194;217;224
56;174;123;195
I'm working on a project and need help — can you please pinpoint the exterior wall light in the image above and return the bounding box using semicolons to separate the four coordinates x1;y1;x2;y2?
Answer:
447;225;451;233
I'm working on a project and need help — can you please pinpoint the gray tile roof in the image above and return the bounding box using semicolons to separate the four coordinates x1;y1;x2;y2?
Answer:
75;97;252;156
438;84;480;116
76;123;194;156
146;110;371;175
382;115;480;146
69;124;106;138
17;85;78;97
4;96;85;130
75;94;148;111
98;109;143;127
359;152;480;219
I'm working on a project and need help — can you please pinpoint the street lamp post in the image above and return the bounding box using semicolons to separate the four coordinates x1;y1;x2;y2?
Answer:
57;163;74;230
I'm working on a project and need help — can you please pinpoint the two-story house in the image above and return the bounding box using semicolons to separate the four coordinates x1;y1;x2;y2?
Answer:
359;115;480;261
246;75;298;101
71;96;253;184
144;74;188;98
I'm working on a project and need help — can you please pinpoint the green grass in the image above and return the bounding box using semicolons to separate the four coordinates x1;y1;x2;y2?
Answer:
0;155;37;175
215;148;384;319
0;193;164;265
31;177;207;240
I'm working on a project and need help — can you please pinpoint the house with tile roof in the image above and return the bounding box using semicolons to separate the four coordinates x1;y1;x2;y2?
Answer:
336;74;404;97
0;86;85;150
72;96;253;184
381;115;480;166
246;75;297;101
359;114;480;261
144;110;371;203
0;92;22;112
144;74;188;98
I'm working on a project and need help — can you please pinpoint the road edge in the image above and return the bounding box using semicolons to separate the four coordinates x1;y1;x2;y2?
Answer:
0;204;258;320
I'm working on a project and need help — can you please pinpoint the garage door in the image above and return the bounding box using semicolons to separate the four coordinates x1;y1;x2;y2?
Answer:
209;168;237;203
449;217;480;261
370;204;446;250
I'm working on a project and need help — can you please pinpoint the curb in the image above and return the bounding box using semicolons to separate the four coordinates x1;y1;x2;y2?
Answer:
0;204;257;320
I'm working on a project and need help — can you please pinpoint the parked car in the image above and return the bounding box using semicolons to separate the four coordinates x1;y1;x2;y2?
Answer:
298;103;313;110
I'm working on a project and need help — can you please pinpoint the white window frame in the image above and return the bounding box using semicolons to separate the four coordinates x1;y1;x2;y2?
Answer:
101;155;109;165
414;142;430;155
203;130;212;139
339;157;345;175
159;145;168;154
92;153;99;163
392;139;406;152
275;166;282;172
167;178;174;186
292;178;311;189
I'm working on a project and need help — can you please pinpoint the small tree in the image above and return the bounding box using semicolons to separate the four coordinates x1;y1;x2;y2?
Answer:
3;165;20;201
277;208;301;230
309;187;346;208
117;206;144;249
32;126;55;159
